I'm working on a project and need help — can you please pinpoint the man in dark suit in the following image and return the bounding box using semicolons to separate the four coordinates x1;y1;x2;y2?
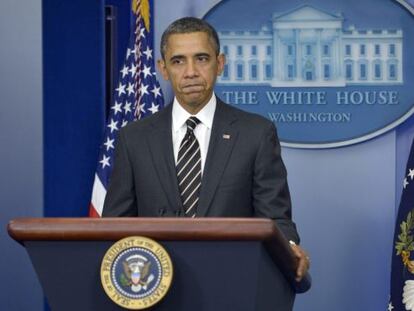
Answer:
103;17;309;281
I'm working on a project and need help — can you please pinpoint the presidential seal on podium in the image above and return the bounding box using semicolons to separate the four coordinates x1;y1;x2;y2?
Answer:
100;236;173;309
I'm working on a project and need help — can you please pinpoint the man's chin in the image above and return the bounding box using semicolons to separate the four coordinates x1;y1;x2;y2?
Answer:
178;94;209;111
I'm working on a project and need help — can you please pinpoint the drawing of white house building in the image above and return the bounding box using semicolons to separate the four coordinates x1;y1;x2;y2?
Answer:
217;5;403;87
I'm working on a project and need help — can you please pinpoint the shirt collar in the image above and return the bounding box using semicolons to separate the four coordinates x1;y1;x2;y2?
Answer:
172;94;216;132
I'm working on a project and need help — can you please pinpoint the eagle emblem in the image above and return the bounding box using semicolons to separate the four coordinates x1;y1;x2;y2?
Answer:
121;254;155;293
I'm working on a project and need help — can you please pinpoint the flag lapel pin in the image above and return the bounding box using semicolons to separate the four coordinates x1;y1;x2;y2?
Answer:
222;134;231;140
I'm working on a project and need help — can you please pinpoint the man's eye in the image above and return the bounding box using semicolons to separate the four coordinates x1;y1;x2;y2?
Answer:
171;59;183;65
197;56;209;62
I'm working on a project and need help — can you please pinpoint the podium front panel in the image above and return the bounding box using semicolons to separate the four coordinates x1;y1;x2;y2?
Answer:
25;240;294;311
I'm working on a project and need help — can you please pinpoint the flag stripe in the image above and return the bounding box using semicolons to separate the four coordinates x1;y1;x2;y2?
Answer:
90;173;107;216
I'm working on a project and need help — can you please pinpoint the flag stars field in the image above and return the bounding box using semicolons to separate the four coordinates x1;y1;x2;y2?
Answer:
116;82;126;96
129;63;137;76
404;178;409;189
126;48;132;59
409;168;414;180
127;83;135;96
151;85;161;98
142;65;152;78
103;138;115;151
138;27;145;39
123;102;132;113
139;83;149;95
148;102;159;114
403;167;414;189
120;65;129;78
143;46;152;60
133;44;140;57
99;155;110;169
111;101;122;115
107;119;118;133
138;103;146;114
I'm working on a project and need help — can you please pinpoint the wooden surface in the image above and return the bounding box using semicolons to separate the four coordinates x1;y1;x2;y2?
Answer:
8;217;279;241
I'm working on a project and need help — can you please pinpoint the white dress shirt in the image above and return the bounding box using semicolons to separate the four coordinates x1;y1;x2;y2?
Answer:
172;94;216;175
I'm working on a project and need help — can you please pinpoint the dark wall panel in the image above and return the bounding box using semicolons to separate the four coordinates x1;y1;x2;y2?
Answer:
43;0;105;216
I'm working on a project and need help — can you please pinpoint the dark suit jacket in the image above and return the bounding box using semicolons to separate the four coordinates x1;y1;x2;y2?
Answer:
102;98;300;242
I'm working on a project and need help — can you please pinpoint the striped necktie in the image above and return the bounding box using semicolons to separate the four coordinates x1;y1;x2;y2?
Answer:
176;117;201;217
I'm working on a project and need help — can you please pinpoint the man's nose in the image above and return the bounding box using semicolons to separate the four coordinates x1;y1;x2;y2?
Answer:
184;60;198;78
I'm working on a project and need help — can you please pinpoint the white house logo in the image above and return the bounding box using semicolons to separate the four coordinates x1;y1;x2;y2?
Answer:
205;1;414;148
217;5;403;88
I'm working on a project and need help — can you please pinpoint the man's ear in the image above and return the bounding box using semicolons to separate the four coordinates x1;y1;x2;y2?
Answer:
157;59;170;81
216;53;226;76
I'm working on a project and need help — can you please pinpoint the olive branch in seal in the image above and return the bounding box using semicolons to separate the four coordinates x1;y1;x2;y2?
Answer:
396;210;414;274
120;273;131;287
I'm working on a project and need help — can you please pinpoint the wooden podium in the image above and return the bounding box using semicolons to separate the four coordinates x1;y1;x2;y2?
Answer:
8;218;310;311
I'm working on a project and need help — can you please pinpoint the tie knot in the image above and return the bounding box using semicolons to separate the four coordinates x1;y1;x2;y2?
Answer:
186;117;200;132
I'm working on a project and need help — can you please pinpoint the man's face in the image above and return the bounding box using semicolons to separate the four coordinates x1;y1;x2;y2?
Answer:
158;32;225;114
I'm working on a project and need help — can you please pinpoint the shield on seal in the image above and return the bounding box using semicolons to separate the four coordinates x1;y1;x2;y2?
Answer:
131;271;141;285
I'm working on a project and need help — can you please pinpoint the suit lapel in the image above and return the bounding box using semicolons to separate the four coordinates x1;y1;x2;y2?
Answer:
197;100;238;216
146;105;182;212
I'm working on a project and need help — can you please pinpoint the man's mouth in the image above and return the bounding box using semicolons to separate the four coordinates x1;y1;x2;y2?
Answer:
182;84;204;93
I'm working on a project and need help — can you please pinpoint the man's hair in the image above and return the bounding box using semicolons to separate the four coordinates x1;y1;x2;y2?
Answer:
160;17;220;59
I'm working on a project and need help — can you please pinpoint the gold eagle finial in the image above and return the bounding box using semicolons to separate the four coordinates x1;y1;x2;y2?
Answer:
132;0;150;32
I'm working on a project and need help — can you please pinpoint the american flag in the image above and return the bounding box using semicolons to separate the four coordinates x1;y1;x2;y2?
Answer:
89;0;164;217
389;138;414;311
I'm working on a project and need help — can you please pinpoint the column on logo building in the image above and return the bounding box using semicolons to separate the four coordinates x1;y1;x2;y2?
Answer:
271;14;282;83
316;28;322;82
295;28;300;81
336;28;343;80
272;27;279;81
